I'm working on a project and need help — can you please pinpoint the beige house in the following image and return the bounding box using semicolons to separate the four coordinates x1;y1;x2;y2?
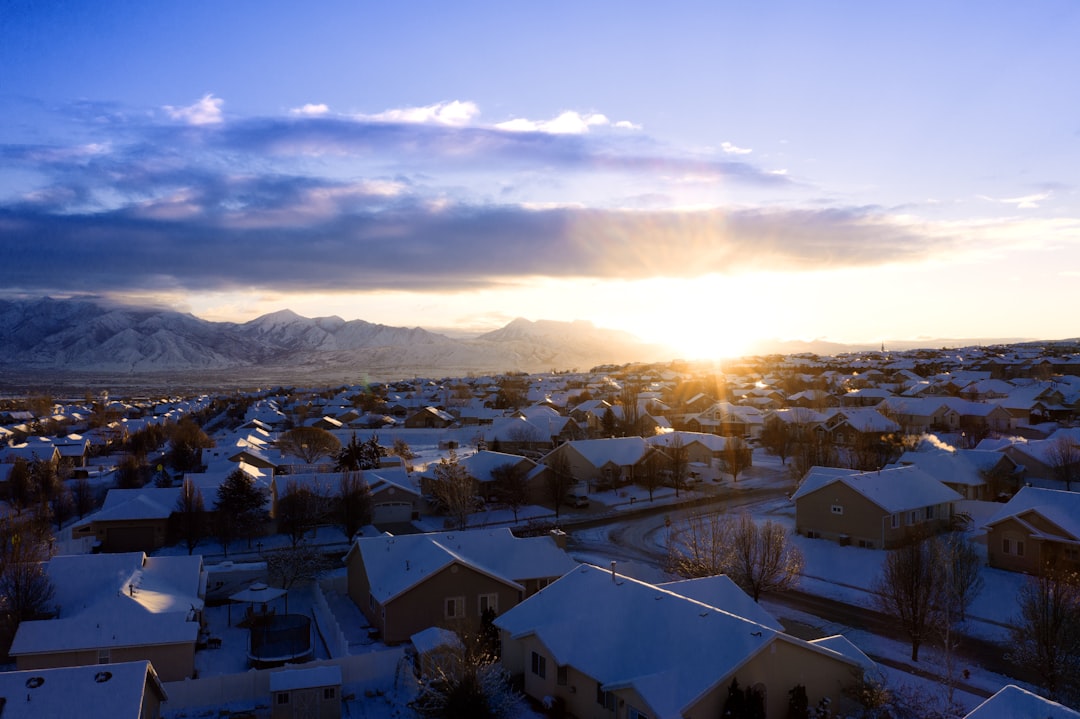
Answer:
9;553;205;682
345;527;575;644
71;487;181;553
539;437;664;492
495;563;871;719
270;665;342;719
0;660;169;719
792;465;962;549
983;486;1080;574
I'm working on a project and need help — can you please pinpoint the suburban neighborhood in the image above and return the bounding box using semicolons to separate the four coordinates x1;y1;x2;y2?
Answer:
1;342;1080;718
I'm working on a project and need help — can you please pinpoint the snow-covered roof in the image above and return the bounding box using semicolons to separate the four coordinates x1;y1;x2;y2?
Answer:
0;660;167;719
647;431;738;454
964;684;1080;719
410;626;464;655
657;575;783;631
458;450;535;482
792;465;963;513
494;564;864;719
983;486;1080;540
348;527;575;605
9;553;204;657
559;436;652;468
894;449;1013;488
269;665;342;692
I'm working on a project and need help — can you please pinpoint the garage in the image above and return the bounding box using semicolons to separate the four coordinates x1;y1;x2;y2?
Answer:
372;501;413;525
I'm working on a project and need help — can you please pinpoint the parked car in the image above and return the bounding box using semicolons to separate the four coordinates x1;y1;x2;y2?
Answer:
564;493;589;508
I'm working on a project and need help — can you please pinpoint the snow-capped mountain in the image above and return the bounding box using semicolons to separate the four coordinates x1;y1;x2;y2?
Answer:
0;298;670;380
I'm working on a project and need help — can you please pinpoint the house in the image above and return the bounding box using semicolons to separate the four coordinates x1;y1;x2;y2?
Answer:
71;486;182;553
404;406;456;429
364;466;421;526
269;665;342;719
876;397;958;434
792;465;962;549
9;552;205;682
539;437;665;492
818;408;901;447
964;684;1080;719
982;486;1080;574
345;527;576;644
494;563;869;719
0;660;168;719
646;431;752;480
894;448;1022;501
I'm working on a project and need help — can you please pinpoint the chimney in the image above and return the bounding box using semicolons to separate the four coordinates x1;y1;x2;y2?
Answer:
610;561;617;583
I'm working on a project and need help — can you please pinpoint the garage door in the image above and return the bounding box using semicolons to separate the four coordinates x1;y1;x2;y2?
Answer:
105;525;157;552
372;502;413;524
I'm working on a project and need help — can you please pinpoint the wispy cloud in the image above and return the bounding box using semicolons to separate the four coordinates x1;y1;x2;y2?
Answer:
163;94;224;125
978;191;1052;209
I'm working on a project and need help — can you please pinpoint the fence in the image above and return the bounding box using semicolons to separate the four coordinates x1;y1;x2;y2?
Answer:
163;648;407;712
312;575;350;658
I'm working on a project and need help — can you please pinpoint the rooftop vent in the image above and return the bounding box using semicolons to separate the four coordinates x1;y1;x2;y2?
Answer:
94;671;112;683
25;677;44;689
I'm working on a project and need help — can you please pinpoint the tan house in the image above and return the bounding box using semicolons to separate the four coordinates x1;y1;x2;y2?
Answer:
9;553;205;682
495;563;871;719
345;527;575;644
0;660;169;719
270;665;342;719
792;465;962;549
983;486;1080;574
539;437;664;492
895;448;1022;501
71;486;181;553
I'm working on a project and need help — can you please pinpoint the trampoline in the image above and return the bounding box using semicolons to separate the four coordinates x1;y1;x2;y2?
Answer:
247;613;313;668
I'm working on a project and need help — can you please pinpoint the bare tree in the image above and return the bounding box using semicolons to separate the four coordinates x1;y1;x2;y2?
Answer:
873;534;941;661
1047;436;1080;492
637;451;665;502
760;415;794;466
277;427;342;464
276;480;319;547
490;463;529;523
174;477;207;555
937;532;984;622
0;525;55;630
544;450;574;520
618;382;641;437
720;435;752;483
430;450;476;531
267;544;330;590
1007;565;1080;703
666;513;804;602
72;475;97;519
667;434;689;498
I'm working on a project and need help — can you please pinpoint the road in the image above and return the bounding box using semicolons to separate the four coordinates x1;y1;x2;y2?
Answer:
563;483;1032;699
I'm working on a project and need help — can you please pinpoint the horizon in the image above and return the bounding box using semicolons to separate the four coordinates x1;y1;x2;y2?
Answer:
3;3;1079;359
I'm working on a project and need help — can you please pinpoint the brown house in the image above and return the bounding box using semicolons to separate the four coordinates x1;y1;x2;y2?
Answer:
495;564;871;719
345;527;575;644
983;486;1080;574
71;487;181;553
792;465;962;549
9;553;205;682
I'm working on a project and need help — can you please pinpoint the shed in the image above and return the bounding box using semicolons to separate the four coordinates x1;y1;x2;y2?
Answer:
270;665;342;719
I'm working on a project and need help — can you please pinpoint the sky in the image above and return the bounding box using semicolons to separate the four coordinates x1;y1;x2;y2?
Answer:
2;1;1079;359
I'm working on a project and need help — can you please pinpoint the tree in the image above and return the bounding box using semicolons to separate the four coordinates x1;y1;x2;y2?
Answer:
278;426;342;464
174;478;207;555
0;525;55;631
667;513;804;602
1047;436;1080;492
116;453;149;489
720;436;752;483
544;450;574;521
6;458;31;515
600;406;618;438
267;544;330;590
276;481;320;547
491;462;529;523
725;514;804;602
390;437;416;466
760;416;794;466
937;532;984;622
338;471;373;539
413;625;521;719
637;451;665;502
335;432;384;471
49;486;75;530
1007;565;1080;703
214;468;267;555
430;450;476;531
618;382;641;437
873;534;940;661
72;475;97;519
166;417;213;473
667;434;689;498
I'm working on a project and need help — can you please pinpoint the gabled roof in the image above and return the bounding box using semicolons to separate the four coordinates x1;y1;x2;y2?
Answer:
983;486;1080;541
494;564;864;719
964;684;1080;719
458;450;536;482
347;528;575;605
792;465;962;513
0;660;167;719
558;437;652;468
895;449;1014;488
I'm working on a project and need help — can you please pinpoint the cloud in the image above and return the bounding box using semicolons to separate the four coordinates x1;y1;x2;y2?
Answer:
721;142;752;155
290;103;330;116
978;191;1052;209
495;110;619;134
163;94;224;125
359;100;480;126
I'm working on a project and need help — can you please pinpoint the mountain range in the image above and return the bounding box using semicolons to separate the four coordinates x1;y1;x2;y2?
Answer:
0;297;672;385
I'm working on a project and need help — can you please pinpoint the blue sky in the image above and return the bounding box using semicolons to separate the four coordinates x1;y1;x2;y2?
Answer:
2;1;1078;357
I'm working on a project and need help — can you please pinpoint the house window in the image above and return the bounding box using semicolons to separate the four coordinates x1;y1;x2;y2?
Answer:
925;505;935;520
536;577;552;591
531;651;547;679
557;665;568;686
909;511;918;525
97;648;110;665
1003;537;1024;557
1017;540;1025;557
628;707;650;719
445;596;465;619
479;593;498;615
1003;538;1012;555
831;505;844;515
369;593;375;611
323;687;336;700
891;513;899;529
276;693;290;705
596;683;616;711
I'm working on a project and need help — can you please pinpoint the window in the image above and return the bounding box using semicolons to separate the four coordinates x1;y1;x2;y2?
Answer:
909;510;918;525
1017;540;1025;557
445;596;465;619
97;648;110;665
891;513;899;529
1003;537;1025;557
531;651;547;678
628;707;650;719
830;505;843;515
1003;538;1012;555
479;593;498;615
536;577;552;591
557;665;568;686
276;693;289;705
596;683;616;711
925;505;935;520
323;687;336;700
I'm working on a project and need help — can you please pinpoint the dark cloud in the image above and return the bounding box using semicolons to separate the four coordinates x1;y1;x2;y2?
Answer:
0;201;944;296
